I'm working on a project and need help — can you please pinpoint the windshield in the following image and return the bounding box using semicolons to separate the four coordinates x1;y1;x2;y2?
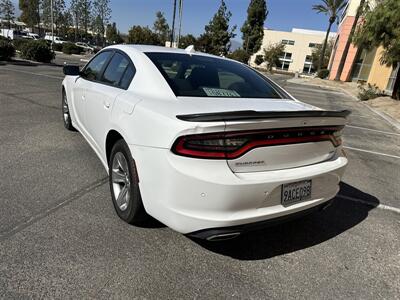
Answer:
145;52;282;99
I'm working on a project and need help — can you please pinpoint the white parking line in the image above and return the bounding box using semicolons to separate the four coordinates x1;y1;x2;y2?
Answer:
1;67;64;79
344;146;400;159
346;125;400;136
337;194;400;214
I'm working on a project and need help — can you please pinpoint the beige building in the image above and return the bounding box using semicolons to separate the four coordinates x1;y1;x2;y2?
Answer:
252;28;336;74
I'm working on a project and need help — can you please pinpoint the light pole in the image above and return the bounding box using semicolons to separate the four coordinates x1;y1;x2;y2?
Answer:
170;0;177;47
51;0;54;49
177;0;183;47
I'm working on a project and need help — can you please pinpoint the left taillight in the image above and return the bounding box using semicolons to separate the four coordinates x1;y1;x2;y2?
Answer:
172;133;248;159
171;126;344;160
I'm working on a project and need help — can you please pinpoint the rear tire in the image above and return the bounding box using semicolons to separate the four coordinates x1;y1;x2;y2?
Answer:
109;139;148;224
62;90;76;131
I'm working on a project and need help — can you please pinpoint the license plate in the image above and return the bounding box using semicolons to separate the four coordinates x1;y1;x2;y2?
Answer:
281;180;312;206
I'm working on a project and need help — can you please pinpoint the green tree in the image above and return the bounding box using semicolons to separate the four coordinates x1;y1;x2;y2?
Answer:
195;33;212;53
0;0;15;29
92;0;111;45
70;0;80;41
153;11;169;45
106;22;123;44
178;34;196;49
127;25;160;45
41;0;65;34
19;0;40;31
241;0;267;55
203;0;236;56
353;0;400;99
227;48;250;64
311;39;334;70
263;42;285;72
312;0;347;71
79;0;92;36
58;10;72;38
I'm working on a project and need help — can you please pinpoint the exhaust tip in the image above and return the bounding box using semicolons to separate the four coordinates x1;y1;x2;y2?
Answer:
206;232;241;241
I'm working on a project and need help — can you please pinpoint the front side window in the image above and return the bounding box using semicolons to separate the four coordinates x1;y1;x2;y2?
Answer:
82;51;111;81
102;52;130;87
145;52;282;99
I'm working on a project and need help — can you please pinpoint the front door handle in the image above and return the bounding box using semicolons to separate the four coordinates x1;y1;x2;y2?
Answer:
104;101;110;109
81;95;85;101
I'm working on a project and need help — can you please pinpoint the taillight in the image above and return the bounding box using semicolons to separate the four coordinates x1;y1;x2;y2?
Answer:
172;126;344;159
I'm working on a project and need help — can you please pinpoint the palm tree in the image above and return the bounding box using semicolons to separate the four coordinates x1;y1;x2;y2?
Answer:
312;0;347;71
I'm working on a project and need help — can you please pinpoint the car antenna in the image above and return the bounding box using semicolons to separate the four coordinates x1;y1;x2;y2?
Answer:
185;45;195;56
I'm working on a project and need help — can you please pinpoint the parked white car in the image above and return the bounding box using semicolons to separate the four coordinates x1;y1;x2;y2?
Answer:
0;29;16;39
75;42;95;53
62;45;350;240
44;35;65;44
27;33;39;40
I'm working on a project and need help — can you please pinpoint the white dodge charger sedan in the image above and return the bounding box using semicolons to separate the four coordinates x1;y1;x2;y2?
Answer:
62;45;350;241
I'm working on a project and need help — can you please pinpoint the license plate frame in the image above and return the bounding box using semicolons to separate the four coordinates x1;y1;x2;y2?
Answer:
281;180;312;206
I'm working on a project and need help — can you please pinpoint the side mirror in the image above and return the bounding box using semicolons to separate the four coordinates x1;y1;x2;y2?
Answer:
63;65;80;76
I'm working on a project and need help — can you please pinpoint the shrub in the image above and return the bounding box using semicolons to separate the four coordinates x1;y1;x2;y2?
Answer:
52;43;63;51
358;82;382;101
254;54;264;66
0;40;15;60
12;38;30;51
62;42;84;55
317;69;329;79
227;48;250;64
20;40;55;63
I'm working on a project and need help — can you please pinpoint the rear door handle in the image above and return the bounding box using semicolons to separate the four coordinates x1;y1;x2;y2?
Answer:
104;101;110;109
81;95;85;101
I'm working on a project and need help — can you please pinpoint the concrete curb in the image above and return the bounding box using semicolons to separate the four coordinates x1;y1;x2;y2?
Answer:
287;79;400;131
361;102;400;131
287;78;359;100
2;57;63;67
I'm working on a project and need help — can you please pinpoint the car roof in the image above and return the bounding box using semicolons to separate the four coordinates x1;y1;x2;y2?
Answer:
105;44;222;59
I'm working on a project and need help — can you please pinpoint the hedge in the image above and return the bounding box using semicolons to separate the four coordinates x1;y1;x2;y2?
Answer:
52;43;63;52
317;69;330;79
0;40;16;60
12;38;30;51
20;40;55;63
62;42;84;55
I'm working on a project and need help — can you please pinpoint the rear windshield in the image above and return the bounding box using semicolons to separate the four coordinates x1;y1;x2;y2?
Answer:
145;52;282;99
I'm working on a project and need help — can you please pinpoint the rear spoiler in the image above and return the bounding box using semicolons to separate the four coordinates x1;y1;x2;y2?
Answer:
176;110;352;122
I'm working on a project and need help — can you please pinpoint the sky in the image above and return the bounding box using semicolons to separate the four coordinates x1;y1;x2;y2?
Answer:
11;0;338;40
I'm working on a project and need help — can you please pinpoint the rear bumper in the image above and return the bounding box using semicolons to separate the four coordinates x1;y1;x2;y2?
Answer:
130;145;348;234
188;199;334;240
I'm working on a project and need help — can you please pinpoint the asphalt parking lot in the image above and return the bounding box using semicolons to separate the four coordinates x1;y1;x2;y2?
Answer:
0;58;399;299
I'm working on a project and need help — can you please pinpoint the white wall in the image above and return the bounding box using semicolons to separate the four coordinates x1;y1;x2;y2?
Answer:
251;28;336;74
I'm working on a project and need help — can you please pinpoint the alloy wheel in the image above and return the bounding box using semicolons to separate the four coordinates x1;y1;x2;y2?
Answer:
111;152;131;211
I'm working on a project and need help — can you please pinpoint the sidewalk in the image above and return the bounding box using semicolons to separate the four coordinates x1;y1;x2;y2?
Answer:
288;77;400;130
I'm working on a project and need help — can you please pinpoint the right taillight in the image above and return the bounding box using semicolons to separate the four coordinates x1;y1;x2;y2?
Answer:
172;126;344;159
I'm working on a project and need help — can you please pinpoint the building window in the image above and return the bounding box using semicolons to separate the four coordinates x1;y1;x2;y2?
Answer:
277;61;290;71
279;52;292;61
308;43;321;48
386;65;399;93
302;55;315;74
282;39;295;45
350;49;377;82
276;52;292;71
